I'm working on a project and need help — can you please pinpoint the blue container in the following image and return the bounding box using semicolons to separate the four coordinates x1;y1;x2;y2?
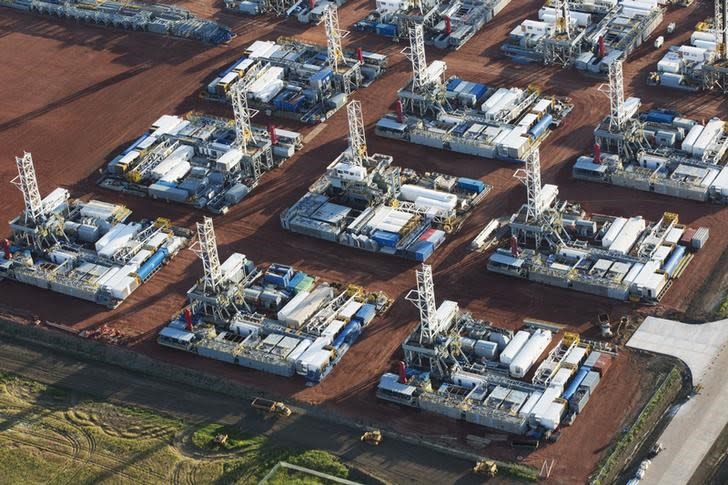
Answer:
286;271;306;291
447;78;462;92
662;245;686;277
135;247;168;282
528;114;553;139
411;241;434;262
314;52;328;62
311;67;333;82
470;83;488;99
372;230;400;248
264;263;293;287
375;23;397;37
302;88;318;100
457;177;486;193
354;303;377;325
644;110;675;124
563;366;590;401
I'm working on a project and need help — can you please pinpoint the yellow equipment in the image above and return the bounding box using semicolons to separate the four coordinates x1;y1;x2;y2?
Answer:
360;430;382;446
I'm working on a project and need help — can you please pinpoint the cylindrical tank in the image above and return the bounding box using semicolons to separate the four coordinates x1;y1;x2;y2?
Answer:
499;330;530;364
183;308;193;330
399;185;457;208
509;329;552;378
414;196;456;212
230;321;258;337
135;247;168;282
397;361;407;384
662;245;686;277
528;114;553;139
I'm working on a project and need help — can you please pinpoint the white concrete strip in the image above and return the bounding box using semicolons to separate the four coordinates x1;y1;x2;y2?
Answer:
626;316;728;485
626;317;728;385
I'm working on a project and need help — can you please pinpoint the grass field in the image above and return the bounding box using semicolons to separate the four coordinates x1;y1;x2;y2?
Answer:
0;371;349;484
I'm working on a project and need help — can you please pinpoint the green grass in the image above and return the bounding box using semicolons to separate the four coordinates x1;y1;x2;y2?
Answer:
287;450;349;479
191;423;266;451
0;372;353;484
717;297;728;318
499;462;539;482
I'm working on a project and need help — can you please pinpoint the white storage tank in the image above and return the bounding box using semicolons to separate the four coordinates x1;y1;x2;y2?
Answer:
399;185;457;209
509;329;552;378
499;330;530;364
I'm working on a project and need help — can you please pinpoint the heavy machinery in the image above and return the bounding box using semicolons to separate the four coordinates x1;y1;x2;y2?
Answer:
473;460;498;477
251;397;292;417
360;430;382;445
213;434;229;446
598;313;614;338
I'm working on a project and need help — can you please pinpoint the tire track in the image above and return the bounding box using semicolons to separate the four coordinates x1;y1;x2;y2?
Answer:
1;418;169;483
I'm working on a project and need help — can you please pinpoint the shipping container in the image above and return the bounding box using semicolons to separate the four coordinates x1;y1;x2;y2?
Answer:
583;351;602;368
593;354;613;376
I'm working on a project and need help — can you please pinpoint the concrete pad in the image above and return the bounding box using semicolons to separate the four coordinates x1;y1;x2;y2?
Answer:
626;317;728;485
626;316;728;385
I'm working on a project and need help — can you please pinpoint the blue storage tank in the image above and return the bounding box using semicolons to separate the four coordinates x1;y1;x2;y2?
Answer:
662;245;686;277
375;23;397;37
354;304;377;325
563;366;590;401
644;110;675;124
457;177;486;193
528;114;553;139
372;230;400;248
135;247;168;282
333;320;362;348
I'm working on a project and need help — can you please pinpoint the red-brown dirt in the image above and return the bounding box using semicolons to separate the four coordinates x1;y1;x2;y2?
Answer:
0;1;725;482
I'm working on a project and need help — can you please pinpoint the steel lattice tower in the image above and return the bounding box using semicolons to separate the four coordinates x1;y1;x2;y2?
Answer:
514;149;544;223
232;79;256;155
553;0;571;37
324;3;346;73
12;152;44;224
192;217;223;294
600;60;627;132
404;24;429;96
347;100;368;166
716;0;728;60
405;264;440;345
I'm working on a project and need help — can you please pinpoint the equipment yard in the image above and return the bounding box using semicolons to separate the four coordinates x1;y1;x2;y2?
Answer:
0;0;727;483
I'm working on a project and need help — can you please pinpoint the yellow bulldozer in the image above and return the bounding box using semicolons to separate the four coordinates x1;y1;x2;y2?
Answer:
473;460;498;477
360;430;382;446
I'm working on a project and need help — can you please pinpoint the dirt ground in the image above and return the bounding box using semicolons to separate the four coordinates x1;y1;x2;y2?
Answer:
0;1;726;483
